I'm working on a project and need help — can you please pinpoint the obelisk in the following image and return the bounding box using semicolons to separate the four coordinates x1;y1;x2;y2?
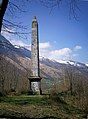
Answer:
29;16;42;94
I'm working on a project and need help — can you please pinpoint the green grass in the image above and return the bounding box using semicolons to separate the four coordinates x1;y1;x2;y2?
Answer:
0;95;50;106
0;94;87;119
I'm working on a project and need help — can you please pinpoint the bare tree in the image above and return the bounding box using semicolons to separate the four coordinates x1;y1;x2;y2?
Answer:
0;0;80;35
0;56;5;95
0;0;9;32
64;64;88;113
64;64;75;94
0;55;10;95
10;65;19;92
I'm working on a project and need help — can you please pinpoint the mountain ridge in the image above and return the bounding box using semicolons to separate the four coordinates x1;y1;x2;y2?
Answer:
0;34;87;68
0;35;88;93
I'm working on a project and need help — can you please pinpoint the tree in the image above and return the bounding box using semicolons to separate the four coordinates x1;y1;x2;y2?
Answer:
0;0;9;32
0;55;10;95
64;64;88;113
0;0;79;34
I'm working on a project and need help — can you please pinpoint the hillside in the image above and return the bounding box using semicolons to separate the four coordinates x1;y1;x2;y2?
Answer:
0;35;88;94
0;35;88;118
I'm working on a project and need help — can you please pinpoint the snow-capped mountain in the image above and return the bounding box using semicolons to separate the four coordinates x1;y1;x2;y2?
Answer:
0;35;88;93
0;35;88;70
0;35;31;58
40;56;88;69
85;63;88;67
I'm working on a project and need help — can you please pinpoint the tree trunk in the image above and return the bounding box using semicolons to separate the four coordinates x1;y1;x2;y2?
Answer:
0;0;9;32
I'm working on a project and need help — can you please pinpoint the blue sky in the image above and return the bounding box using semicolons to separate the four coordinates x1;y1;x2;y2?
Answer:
2;0;88;64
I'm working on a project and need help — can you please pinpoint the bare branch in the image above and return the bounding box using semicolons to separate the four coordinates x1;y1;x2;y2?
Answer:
3;19;28;29
69;0;80;20
1;0;80;38
9;1;26;13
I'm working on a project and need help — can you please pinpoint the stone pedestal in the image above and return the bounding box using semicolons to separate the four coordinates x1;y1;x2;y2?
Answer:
29;77;42;95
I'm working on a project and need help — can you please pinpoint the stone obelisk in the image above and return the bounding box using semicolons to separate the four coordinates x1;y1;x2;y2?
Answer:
29;16;42;94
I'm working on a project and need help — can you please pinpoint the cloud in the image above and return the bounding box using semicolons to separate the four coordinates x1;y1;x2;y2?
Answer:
74;45;82;51
1;27;15;37
9;39;51;53
10;39;27;47
39;44;82;61
5;37;82;61
50;48;72;60
50;48;72;56
1;29;12;40
39;42;51;58
9;39;31;50
39;42;51;49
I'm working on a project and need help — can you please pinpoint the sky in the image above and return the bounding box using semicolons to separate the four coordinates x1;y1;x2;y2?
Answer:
1;0;88;64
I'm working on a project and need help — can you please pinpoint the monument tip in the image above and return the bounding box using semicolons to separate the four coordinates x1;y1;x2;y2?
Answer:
32;16;37;22
34;16;36;19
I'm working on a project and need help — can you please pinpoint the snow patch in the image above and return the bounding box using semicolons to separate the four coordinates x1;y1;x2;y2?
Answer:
85;63;88;67
55;60;68;64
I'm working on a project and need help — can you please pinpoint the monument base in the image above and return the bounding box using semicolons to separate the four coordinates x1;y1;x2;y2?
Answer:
28;77;42;95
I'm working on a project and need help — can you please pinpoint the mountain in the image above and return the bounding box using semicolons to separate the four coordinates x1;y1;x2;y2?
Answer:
0;35;87;69
40;56;88;79
40;57;88;69
0;35;31;58
0;35;88;94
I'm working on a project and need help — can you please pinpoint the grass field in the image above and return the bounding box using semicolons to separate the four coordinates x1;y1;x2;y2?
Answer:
0;94;87;119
